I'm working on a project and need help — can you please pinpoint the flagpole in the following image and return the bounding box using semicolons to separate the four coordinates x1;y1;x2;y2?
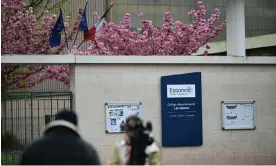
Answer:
77;40;84;49
100;4;114;20
73;1;88;46
64;27;69;53
73;31;79;47
60;7;69;52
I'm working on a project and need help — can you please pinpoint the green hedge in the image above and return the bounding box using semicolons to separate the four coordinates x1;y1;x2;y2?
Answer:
1;133;23;165
1;133;23;150
1;152;20;165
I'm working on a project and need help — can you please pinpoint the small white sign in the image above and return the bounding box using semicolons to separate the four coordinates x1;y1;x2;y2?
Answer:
167;84;196;98
221;101;255;130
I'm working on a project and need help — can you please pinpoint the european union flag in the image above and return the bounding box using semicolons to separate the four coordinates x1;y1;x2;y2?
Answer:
79;3;89;32
49;8;65;48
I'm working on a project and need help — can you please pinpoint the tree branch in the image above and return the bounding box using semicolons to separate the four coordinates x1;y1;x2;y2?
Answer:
36;0;50;19
3;65;20;76
1;65;46;90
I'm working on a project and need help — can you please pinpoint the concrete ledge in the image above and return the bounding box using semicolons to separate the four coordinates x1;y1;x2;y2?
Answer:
1;55;75;64
76;56;276;64
2;55;276;65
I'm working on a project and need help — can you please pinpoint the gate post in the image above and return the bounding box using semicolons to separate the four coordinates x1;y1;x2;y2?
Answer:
1;94;7;135
30;93;34;140
69;64;76;112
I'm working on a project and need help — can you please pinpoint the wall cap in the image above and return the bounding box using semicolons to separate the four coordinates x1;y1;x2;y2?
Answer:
1;55;75;64
2;55;276;65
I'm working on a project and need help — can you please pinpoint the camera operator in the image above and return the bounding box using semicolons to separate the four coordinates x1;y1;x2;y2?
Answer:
19;109;101;165
109;116;161;165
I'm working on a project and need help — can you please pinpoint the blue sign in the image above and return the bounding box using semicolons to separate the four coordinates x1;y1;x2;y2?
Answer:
161;72;202;147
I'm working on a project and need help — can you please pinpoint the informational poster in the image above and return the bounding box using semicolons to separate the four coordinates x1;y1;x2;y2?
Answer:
161;72;202;147
221;101;255;130
105;103;142;133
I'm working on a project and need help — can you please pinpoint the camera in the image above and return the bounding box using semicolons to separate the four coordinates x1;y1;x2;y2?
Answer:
128;120;154;165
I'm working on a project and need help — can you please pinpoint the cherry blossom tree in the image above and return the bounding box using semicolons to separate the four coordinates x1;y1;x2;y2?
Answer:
2;0;225;91
74;1;225;56
1;0;81;91
24;0;70;19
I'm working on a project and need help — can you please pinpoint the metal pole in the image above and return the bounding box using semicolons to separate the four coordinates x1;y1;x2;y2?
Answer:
30;93;33;140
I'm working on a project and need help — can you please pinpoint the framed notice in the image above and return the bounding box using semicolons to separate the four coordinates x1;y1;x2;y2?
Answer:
221;100;256;130
105;102;142;133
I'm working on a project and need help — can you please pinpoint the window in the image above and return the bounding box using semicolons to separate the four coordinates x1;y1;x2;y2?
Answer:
245;0;276;37
110;0;195;28
109;0;276;41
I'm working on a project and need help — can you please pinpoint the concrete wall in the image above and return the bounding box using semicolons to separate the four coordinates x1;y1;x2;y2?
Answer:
73;63;276;164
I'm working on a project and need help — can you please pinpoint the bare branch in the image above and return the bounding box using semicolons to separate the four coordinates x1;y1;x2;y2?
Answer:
1;65;46;90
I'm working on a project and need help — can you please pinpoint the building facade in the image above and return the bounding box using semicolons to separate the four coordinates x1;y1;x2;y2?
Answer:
110;0;276;39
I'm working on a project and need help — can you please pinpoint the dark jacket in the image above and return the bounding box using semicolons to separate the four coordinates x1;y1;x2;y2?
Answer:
19;120;101;165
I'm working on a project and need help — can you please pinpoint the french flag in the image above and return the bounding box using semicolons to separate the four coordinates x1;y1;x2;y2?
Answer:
84;4;114;41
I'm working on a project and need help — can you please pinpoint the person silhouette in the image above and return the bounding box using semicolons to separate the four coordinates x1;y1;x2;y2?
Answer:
19;109;101;165
109;116;161;165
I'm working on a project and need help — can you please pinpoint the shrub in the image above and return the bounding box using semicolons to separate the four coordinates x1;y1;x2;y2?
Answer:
1;153;18;165
1;132;23;150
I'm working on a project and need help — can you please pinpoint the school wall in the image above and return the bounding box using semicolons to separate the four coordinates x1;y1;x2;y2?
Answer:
72;58;276;165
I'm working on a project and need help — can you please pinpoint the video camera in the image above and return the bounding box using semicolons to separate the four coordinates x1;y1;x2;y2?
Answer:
126;117;154;165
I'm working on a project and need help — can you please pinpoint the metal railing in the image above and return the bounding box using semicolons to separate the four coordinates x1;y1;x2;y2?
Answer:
1;92;73;165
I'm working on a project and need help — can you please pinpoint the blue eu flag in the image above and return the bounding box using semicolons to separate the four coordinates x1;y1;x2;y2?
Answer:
49;8;65;48
78;4;89;32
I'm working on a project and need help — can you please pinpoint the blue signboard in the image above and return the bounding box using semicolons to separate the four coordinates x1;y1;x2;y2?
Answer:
161;72;202;147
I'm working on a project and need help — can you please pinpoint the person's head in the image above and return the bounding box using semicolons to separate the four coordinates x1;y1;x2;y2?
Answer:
125;116;143;138
55;109;78;126
44;109;79;135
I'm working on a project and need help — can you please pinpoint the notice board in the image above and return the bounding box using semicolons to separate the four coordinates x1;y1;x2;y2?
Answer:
105;103;142;133
161;72;202;147
221;100;256;130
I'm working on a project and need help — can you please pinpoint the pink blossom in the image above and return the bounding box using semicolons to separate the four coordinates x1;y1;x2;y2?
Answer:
75;1;225;56
1;0;81;91
138;13;143;17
